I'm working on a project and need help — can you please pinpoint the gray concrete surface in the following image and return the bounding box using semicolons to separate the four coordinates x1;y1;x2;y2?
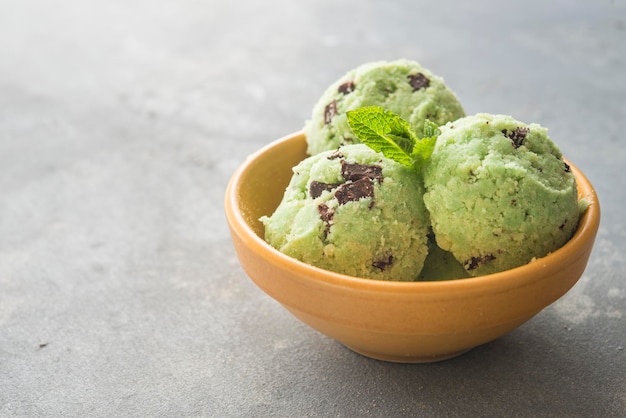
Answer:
1;0;624;416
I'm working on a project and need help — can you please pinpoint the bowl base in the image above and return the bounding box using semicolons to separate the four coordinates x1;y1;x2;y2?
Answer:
343;344;473;363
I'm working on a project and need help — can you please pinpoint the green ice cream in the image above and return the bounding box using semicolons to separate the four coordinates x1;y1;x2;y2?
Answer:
423;113;580;276
418;238;469;281
261;144;430;281
304;59;465;155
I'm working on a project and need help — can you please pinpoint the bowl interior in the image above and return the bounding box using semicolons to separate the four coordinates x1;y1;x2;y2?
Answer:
236;133;307;238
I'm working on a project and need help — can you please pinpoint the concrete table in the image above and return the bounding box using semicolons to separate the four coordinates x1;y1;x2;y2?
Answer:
1;0;624;416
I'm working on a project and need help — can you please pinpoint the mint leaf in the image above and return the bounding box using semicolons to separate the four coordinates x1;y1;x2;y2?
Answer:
347;106;439;170
421;119;441;139
346;106;416;167
411;120;439;170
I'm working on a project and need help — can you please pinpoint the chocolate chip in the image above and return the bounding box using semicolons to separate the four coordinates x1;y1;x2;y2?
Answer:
337;81;355;95
502;127;530;148
464;254;496;271
324;100;337;124
309;181;339;199
408;73;430;91
335;177;374;205
318;203;334;223
341;161;383;182
564;161;571;173
559;219;567;230
318;203;334;237
327;151;344;160
372;255;394;271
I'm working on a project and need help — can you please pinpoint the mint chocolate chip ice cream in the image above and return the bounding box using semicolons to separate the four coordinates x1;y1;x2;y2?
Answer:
261;144;430;281
423;113;581;276
304;59;465;155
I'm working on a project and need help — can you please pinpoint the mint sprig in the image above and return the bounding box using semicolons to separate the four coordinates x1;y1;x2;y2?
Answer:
346;106;439;170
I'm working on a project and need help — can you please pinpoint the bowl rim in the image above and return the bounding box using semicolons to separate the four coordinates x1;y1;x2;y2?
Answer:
225;131;601;295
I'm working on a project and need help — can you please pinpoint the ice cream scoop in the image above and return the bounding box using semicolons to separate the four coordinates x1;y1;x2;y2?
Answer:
304;59;465;155
261;144;430;281
423;113;582;276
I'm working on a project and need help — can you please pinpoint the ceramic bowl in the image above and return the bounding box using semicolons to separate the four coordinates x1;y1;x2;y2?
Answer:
224;131;600;363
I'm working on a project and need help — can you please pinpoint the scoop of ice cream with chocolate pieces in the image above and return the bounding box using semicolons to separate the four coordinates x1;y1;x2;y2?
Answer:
261;144;430;281
304;59;465;155
423;113;581;276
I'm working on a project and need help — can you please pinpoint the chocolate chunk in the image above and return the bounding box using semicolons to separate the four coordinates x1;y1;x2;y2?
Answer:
341;161;383;182
318;203;334;238
309;181;339;199
464;253;496;271
564;161;571;173
327;151;344;160
559;219;567;230
503;127;530;148
408;73;430;91
337;81;355;95
335;177;374;205
373;255;394;271
324;100;337;124
318;203;334;223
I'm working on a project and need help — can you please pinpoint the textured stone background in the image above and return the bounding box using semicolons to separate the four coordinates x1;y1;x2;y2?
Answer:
1;0;624;416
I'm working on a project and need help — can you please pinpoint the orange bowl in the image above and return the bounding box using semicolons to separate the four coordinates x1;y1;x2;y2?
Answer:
224;131;600;363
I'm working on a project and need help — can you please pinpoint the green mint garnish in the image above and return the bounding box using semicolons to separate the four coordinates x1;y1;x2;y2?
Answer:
412;119;439;169
346;106;416;167
346;106;439;170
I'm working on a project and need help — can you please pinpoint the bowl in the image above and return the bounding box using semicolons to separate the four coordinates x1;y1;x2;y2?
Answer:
224;131;600;363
